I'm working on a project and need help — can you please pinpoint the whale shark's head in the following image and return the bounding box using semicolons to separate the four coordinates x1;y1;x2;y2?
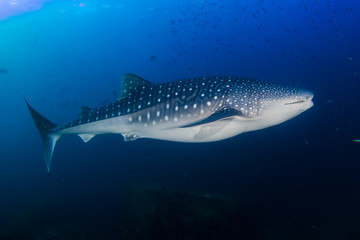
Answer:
257;88;314;125
228;79;314;131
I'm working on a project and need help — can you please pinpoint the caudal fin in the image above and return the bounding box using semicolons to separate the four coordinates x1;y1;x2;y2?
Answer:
25;99;61;172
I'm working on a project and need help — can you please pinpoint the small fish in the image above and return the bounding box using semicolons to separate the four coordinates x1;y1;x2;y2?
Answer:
353;140;360;143
0;68;8;74
149;55;157;61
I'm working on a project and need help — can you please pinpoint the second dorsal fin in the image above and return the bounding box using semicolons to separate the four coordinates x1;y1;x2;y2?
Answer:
79;106;92;117
118;73;153;100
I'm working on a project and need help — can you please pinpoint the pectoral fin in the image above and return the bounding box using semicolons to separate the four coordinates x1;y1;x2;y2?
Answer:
193;117;234;140
180;106;243;128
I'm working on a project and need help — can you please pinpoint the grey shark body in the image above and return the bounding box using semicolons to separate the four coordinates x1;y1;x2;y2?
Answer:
26;74;314;171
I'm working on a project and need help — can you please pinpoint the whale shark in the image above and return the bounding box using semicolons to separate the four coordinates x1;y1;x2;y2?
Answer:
26;73;314;171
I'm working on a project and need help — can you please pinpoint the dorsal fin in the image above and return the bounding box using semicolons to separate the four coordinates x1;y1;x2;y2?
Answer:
79;106;92;117
118;73;153;100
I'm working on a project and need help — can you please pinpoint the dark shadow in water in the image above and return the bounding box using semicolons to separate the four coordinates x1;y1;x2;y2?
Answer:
0;68;8;74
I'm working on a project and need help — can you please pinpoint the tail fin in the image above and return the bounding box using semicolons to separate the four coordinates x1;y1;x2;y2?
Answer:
25;99;61;172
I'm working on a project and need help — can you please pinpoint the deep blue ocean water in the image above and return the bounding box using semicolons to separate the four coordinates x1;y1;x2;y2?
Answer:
0;0;359;239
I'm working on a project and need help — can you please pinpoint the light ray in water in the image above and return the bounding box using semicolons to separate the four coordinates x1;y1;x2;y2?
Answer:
0;0;51;21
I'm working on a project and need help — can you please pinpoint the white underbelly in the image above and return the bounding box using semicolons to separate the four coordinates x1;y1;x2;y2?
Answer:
59;114;277;143
137;116;270;142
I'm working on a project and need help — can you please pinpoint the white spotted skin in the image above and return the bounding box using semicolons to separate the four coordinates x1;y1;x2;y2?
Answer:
55;76;314;142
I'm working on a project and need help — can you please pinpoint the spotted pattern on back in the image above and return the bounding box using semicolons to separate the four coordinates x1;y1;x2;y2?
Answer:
56;76;306;130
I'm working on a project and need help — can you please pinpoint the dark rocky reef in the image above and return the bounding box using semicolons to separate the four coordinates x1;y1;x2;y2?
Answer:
120;183;261;240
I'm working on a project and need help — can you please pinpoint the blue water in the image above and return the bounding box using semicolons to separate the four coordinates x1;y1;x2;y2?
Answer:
0;0;359;239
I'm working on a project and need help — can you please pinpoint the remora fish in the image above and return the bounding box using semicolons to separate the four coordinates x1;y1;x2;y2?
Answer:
26;74;314;171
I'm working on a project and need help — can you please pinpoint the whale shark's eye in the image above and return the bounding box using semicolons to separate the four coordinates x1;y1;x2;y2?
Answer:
284;100;305;105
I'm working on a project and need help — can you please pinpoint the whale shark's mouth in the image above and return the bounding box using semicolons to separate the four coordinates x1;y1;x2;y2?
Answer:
284;100;306;105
